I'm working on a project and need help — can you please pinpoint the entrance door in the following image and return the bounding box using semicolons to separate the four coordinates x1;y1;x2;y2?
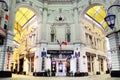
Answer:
56;60;66;76
58;61;63;72
19;59;23;74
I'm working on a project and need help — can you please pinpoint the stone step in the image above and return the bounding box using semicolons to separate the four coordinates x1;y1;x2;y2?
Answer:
56;72;66;77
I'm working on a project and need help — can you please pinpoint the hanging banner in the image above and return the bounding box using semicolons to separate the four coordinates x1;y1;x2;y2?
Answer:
6;52;11;70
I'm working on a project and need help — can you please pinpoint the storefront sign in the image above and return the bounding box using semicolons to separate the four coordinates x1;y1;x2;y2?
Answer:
0;27;6;38
6;52;10;70
47;50;73;54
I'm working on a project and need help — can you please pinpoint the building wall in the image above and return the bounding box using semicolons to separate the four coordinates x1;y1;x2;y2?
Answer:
0;0;110;76
105;0;120;77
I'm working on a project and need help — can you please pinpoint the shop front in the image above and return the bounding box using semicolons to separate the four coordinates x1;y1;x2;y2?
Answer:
47;50;73;76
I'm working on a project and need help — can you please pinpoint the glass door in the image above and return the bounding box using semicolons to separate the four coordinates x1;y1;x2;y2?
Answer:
58;61;63;72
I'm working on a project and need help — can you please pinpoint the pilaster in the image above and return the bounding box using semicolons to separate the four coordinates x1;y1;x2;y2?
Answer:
94;56;99;74
41;2;48;42
34;46;42;72
70;57;76;74
45;56;51;71
103;58;107;73
8;0;16;32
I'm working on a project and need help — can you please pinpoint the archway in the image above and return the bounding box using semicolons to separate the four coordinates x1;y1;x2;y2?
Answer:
12;6;40;75
80;4;108;75
81;3;107;30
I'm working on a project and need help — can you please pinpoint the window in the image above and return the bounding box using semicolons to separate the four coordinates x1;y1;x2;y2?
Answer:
67;33;70;42
87;54;95;72
66;27;71;42
85;33;88;44
50;27;56;42
89;35;92;45
85;33;93;46
51;34;54;42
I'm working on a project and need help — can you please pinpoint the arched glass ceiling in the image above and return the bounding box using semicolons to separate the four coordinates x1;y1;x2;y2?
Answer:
86;5;107;30
14;7;35;43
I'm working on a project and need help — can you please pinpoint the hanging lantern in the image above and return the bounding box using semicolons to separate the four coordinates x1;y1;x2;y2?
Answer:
104;14;116;29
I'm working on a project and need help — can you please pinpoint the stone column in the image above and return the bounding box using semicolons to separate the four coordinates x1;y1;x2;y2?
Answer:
45;56;51;71
23;52;30;75
34;46;42;72
41;2;48;41
70;57;76;74
8;0;16;32
103;58;107;73
29;57;32;73
73;1;86;44
108;32;120;77
94;56;99;75
73;2;79;42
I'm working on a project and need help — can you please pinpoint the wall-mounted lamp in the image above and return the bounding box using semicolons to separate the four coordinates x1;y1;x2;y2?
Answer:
104;4;120;29
0;0;8;11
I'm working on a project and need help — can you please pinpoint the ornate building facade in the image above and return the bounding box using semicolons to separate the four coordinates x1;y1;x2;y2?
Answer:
0;0;119;77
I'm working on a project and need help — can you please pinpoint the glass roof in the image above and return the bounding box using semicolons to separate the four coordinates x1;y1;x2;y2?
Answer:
14;7;35;43
86;5;107;30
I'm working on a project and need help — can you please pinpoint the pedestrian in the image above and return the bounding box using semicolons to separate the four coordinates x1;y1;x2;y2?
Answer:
47;69;50;77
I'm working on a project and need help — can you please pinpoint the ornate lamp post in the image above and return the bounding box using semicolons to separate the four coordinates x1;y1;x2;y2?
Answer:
104;4;120;29
104;4;120;77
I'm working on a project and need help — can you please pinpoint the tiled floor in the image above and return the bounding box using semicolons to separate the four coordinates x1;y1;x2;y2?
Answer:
0;74;120;80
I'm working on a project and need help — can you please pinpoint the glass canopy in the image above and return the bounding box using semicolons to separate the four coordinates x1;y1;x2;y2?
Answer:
86;5;107;30
14;7;35;43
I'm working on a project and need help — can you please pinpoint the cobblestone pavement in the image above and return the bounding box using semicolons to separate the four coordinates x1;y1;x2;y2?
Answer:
0;74;120;80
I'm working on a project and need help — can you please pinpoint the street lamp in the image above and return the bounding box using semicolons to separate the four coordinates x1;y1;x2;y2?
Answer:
104;4;120;29
0;0;8;11
105;4;120;77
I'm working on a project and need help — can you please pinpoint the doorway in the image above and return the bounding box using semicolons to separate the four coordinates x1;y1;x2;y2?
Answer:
58;61;63;72
56;60;67;76
19;59;23;74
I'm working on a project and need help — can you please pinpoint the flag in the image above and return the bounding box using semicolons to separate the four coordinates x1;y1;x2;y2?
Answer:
57;40;67;46
62;41;67;45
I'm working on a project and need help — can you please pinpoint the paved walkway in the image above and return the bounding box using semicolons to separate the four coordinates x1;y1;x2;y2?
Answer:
0;74;120;80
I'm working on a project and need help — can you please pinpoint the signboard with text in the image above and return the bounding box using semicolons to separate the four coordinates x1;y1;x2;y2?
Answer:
47;50;73;54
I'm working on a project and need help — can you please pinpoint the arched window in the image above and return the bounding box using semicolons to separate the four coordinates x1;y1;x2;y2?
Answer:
66;27;71;42
51;27;56;42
